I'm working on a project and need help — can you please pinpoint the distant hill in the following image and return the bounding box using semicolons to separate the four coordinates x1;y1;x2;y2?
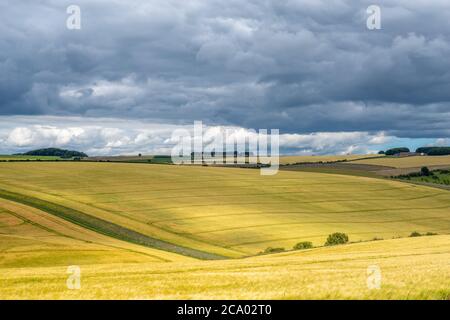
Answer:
20;148;88;158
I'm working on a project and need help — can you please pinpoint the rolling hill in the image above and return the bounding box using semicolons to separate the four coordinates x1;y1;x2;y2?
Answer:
0;197;191;268
1;231;448;299
352;155;450;168
0;162;449;258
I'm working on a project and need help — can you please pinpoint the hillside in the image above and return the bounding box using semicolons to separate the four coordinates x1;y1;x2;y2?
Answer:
1;233;448;299
278;154;383;165
352;155;450;168
0;197;190;268
0;162;449;257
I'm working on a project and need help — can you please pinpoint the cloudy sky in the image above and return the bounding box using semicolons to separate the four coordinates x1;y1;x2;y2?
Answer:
1;0;449;155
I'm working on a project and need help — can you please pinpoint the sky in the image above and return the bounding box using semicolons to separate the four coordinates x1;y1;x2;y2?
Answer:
1;0;449;155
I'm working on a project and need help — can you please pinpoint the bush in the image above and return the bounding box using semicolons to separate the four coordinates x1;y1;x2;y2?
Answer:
421;166;431;176
409;231;422;237
324;232;349;246
293;241;313;250
263;247;285;254
425;232;438;236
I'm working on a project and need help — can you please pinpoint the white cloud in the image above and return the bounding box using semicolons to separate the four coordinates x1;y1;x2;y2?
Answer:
0;116;396;156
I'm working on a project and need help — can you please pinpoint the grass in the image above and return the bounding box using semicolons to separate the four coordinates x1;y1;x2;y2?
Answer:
1;235;449;299
0;162;449;258
396;170;450;186
0;155;61;161
352;155;450;168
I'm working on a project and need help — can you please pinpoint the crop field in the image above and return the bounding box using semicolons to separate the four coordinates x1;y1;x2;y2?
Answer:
0;155;61;161
0;162;449;259
352;155;450;168
1;235;449;299
0;162;449;300
0;197;191;269
278;154;383;165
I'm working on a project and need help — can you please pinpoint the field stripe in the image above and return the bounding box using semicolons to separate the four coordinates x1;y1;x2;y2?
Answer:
0;188;227;260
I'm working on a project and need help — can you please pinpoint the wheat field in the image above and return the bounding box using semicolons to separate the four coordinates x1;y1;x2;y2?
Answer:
0;197;191;268
0;162;449;257
352;155;450;168
1;231;448;299
278;154;382;165
0;162;449;299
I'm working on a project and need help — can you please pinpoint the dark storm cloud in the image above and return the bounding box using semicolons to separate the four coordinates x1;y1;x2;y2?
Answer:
1;0;450;137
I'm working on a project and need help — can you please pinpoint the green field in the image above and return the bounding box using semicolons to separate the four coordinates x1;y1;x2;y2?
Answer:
396;170;450;186
0;155;61;161
0;161;449;299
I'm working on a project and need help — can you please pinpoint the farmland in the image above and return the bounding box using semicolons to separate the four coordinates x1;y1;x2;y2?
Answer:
0;197;191;268
0;161;449;299
352;155;450;169
278;154;383;165
0;155;61;161
1;233;449;299
0;162;449;257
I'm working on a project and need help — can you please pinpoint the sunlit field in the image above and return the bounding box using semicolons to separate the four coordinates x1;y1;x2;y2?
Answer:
0;162;449;299
0;162;449;258
0;197;191;268
1;231;448;299
352;155;450;168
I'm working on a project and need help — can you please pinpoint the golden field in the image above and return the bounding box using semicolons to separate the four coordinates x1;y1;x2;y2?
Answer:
0;162;449;299
0;162;449;257
0;197;191;268
1;231;449;299
352;155;450;168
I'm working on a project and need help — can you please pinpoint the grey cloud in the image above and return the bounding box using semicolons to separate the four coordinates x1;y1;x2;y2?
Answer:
0;0;449;138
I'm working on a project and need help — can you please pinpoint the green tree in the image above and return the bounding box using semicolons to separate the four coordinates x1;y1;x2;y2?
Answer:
324;232;349;246
421;167;431;176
